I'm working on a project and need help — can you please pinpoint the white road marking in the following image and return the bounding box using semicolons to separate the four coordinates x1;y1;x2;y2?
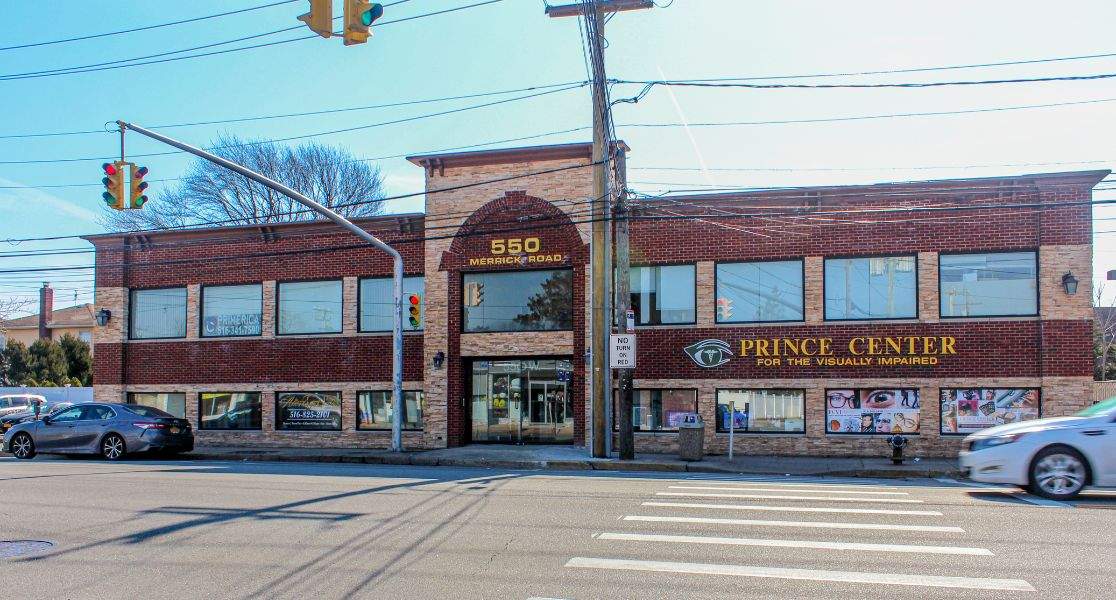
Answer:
565;557;1034;592
668;485;910;496
939;477;1072;509
642;501;943;516
656;491;925;504
623;515;965;533
684;478;901;490
593;532;993;556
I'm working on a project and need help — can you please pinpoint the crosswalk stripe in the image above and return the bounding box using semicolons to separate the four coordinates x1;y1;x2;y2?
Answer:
668;485;910;496
642;501;943;516
623;515;965;533
593;532;994;556
656;491;925;504
683;478;901;490
565;557;1034;591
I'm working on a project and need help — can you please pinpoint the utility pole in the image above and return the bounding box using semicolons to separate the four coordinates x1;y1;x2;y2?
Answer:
613;149;635;460
548;0;652;458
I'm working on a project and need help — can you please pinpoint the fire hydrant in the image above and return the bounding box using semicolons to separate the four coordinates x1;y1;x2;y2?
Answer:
888;434;908;465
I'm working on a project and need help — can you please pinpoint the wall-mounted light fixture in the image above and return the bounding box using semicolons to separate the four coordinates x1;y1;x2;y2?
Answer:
1062;272;1079;296
432;351;445;369
95;308;112;327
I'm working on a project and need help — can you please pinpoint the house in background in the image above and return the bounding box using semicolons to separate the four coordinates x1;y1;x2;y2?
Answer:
0;284;95;354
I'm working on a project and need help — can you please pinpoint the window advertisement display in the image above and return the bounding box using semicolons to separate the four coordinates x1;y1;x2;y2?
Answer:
826;388;920;434
940;388;1040;434
275;391;342;431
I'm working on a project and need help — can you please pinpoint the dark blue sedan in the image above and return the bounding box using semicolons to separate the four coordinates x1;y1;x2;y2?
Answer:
2;403;193;460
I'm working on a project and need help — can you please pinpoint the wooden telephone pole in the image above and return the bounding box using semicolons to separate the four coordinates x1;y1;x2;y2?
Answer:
548;0;651;458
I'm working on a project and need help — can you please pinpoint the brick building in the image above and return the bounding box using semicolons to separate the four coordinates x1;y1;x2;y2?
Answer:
86;143;1103;457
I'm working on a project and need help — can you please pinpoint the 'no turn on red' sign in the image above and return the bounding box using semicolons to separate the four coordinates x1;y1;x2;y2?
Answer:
609;334;636;369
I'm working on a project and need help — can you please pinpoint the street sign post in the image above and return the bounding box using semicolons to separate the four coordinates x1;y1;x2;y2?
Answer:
609;334;636;369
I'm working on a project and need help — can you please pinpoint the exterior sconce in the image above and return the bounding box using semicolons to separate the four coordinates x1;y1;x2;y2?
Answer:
95;308;112;327
433;351;445;369
1062;272;1079;296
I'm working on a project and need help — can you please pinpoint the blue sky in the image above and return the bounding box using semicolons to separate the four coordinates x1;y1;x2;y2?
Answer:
3;0;1116;314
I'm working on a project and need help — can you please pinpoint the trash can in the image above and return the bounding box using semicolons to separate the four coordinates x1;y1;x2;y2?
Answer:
678;414;705;462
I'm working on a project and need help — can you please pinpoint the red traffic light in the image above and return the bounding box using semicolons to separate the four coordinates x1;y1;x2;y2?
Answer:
102;162;117;176
408;294;420;305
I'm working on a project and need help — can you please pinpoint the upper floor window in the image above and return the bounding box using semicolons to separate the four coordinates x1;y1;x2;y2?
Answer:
202;284;262;337
462;269;573;333
360;276;424;332
824;256;916;320
130;288;187;339
277;280;342;335
631;265;696;326
716;260;804;323
939;251;1037;317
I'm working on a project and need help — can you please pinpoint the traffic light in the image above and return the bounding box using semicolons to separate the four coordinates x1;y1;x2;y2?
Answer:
343;0;384;46
101;161;125;210
406;293;421;329
464;282;484;306
129;164;149;209
297;0;332;38
716;297;734;321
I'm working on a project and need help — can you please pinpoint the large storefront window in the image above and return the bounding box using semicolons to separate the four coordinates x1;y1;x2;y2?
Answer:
357;390;424;430
471;359;573;443
128;392;186;418
277;280;343;335
716;260;804;323
824;256;916;320
130;288;187;339
941;388;1040;435
199;392;262;430
613;389;697;432
716;389;805;433
940;252;1038;317
826;389;920;434
360;276;425;332
275;391;342;430
631;265;696;325
462;269;572;333
201;284;262;337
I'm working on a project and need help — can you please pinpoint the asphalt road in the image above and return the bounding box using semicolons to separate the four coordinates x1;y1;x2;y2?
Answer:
1;456;1114;599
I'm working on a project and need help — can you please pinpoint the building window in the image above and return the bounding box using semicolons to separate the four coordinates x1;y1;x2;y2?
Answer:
824;256;917;320
357;390;424;430
275;391;342;431
127;392;186;418
941;388;1040;435
716;389;805;433
825;389;920;435
631;265;696;325
612;389;697;432
716;261;804;323
130;288;188;339
201;284;262;337
939;252;1037;317
199;392;262;430
360;276;424;332
78;331;92;344
462;269;573;333
277;280;343;335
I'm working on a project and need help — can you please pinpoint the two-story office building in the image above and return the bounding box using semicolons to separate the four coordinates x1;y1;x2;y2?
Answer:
86;142;1103;457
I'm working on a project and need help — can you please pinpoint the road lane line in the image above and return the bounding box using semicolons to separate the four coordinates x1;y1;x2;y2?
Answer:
684;478;901;490
939;477;1072;509
564;558;1034;591
655;492;925;504
642;501;943;516
593;532;994;556
668;485;910;496
622;515;965;533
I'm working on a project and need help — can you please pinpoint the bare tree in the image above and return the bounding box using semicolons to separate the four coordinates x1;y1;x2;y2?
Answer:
100;135;386;231
1095;283;1116;380
0;297;31;331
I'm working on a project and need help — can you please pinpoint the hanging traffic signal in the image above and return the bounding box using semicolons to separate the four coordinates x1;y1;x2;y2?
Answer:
129;164;149;209
297;0;332;38
101;161;125;210
406;293;421;329
343;1;383;46
464;282;484;307
716;297;734;321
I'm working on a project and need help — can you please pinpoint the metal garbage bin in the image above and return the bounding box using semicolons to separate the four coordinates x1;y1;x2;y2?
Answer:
678;414;705;461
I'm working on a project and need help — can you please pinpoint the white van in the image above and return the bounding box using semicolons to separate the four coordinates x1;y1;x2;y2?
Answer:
0;394;47;418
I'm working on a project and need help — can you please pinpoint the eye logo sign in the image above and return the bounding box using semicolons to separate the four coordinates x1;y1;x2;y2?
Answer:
684;339;733;368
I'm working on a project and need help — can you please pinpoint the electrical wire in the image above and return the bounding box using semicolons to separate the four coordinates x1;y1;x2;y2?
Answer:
616;71;1116;92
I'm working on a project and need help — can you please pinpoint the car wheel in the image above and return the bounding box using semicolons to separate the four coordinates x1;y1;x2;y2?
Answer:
100;434;126;461
10;433;36;459
1029;446;1089;500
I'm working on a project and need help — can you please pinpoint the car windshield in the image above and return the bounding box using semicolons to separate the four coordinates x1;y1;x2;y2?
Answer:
1076;397;1116;417
122;405;175;419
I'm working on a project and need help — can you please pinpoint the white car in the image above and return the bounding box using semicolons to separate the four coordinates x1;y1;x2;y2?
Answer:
0;394;46;418
959;397;1116;500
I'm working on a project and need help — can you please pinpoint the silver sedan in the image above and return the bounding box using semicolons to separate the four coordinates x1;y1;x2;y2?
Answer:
2;403;193;461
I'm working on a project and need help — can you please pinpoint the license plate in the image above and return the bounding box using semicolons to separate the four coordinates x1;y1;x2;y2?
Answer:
170;427;180;434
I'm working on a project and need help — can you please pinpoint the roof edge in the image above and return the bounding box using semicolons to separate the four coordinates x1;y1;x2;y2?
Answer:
81;212;426;244
406;141;629;169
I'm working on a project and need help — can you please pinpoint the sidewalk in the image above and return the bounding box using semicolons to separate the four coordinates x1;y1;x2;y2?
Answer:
187;444;961;479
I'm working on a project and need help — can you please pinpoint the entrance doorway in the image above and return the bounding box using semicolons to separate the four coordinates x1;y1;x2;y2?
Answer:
470;359;573;444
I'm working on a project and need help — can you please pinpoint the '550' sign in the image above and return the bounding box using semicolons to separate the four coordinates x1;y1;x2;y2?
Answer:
490;237;541;255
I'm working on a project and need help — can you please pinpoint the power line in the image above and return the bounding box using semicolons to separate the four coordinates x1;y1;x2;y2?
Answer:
629;159;1116;173
616;71;1116;92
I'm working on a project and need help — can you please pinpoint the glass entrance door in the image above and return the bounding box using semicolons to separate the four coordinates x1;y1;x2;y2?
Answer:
470;359;573;444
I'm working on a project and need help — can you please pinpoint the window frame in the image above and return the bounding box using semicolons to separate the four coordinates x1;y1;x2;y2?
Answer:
274;279;344;337
612;388;699;433
355;389;425;431
274;390;343;431
630;262;698;327
822;254;920;322
937;249;1040;319
824;388;922;436
460;267;575;334
357;274;425;333
126;391;187;419
129;286;189;340
714;258;806;324
199;283;264;338
939;387;1042;436
198;391;264;431
714;388;807;434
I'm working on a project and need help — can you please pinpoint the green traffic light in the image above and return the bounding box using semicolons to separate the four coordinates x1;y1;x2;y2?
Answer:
361;3;383;26
408;317;420;328
134;195;148;208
